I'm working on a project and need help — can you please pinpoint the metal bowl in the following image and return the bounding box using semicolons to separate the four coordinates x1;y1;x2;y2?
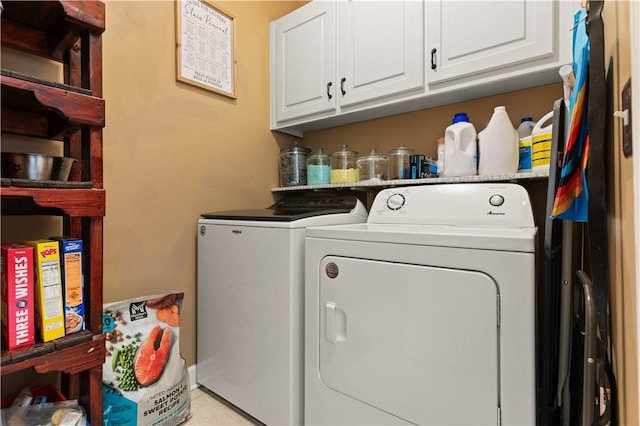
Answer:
1;152;76;181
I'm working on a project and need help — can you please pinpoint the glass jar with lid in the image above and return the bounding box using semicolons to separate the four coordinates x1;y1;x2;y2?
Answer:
306;148;331;185
330;145;359;183
279;141;310;187
357;148;388;182
387;144;415;180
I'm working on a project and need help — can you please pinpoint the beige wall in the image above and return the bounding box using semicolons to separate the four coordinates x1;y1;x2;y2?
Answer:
302;84;562;161
102;1;302;367
603;1;639;423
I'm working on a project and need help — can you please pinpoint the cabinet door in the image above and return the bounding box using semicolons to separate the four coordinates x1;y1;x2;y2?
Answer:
271;1;336;124
338;0;424;108
426;0;554;85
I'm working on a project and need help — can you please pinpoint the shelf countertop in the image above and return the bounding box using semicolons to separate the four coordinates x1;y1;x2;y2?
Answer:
272;170;549;192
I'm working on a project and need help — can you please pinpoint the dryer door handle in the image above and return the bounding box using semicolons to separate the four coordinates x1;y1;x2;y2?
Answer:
325;302;347;344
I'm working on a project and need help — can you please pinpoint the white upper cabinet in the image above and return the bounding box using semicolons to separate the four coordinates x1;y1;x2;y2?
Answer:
270;1;337;124
338;0;424;108
271;0;424;131
426;0;555;85
271;0;578;136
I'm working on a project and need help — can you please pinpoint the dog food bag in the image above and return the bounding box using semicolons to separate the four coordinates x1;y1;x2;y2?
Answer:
102;292;190;425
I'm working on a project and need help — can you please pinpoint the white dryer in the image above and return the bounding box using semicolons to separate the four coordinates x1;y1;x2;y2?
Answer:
305;183;538;425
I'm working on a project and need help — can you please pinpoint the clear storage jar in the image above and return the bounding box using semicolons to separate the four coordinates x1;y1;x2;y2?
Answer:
306;148;331;185
330;145;359;183
387;144;415;179
357;148;388;182
279;141;310;187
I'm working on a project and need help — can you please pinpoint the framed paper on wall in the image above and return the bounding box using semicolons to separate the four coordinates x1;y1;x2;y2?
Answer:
175;0;236;98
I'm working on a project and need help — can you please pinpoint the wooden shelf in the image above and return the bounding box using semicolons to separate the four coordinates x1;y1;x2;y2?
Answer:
0;0;105;61
1;331;105;375
1;187;105;217
1;70;105;138
271;170;550;192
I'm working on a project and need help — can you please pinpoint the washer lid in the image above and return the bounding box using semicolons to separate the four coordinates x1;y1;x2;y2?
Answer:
200;208;357;222
201;195;360;222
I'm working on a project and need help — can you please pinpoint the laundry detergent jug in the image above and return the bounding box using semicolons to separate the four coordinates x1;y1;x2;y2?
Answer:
478;106;518;175
517;117;536;172
443;112;477;177
531;111;554;171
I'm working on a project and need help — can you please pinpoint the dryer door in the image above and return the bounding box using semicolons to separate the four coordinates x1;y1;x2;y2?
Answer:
319;256;499;425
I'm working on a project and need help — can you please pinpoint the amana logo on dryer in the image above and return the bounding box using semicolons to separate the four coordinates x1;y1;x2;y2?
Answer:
487;211;506;216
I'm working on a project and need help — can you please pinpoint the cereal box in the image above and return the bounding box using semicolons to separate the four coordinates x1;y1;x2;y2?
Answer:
51;237;85;334
1;244;35;349
22;240;65;342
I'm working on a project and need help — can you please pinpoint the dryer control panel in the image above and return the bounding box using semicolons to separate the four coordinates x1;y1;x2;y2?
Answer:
385;193;405;210
369;183;535;228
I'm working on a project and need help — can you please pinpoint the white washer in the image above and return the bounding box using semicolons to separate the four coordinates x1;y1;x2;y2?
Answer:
197;194;367;425
305;183;538;425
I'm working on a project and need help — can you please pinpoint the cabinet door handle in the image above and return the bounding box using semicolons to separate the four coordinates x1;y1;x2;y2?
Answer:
327;82;333;99
431;48;437;70
340;77;346;95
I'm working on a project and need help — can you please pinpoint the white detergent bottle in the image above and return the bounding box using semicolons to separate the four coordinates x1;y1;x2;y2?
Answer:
531;111;554;171
478;106;519;175
443;112;477;177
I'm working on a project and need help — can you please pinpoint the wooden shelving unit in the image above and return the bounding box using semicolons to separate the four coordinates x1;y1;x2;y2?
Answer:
1;1;106;423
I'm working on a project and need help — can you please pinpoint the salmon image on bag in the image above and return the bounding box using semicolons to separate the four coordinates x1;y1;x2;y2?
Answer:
134;325;173;386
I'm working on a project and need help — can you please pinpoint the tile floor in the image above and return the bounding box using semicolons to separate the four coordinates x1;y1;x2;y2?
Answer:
184;386;259;425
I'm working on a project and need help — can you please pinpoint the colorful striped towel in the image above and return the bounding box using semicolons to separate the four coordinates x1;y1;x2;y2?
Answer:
551;9;590;221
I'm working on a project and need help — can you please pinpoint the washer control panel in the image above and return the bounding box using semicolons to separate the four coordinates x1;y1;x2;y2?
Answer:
368;183;535;228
